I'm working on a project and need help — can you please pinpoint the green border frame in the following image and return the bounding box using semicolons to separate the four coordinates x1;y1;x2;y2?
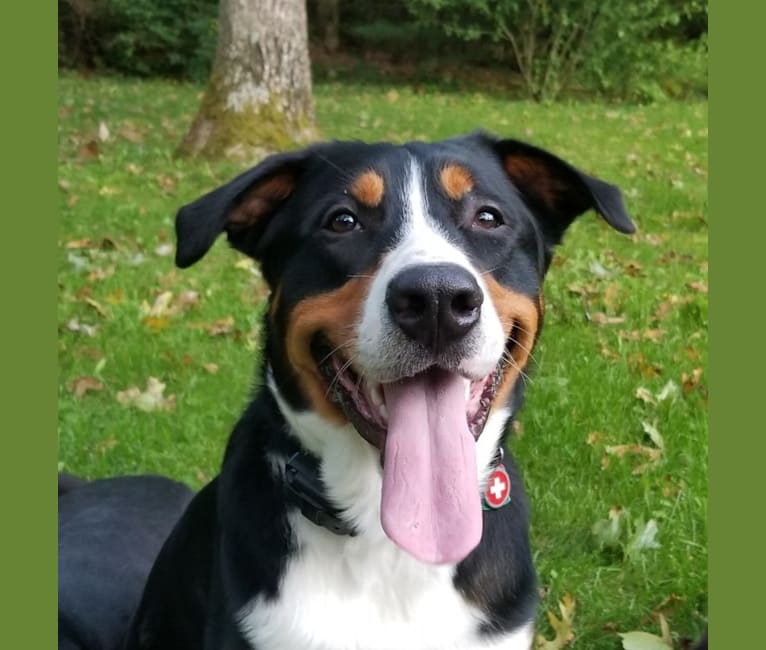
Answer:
0;2;736;647
709;1;761;647
0;2;57;647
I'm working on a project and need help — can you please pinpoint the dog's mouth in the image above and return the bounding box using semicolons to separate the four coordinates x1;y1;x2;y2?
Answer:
313;337;513;565
317;344;502;450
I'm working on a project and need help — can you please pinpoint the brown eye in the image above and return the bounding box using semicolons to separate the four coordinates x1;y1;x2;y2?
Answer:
473;208;503;229
327;211;360;234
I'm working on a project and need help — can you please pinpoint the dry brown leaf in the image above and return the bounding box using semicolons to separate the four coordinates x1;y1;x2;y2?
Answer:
94;437;118;454
65;238;93;249
619;330;642;341
87;265;115;283
85;297;109;318
586;431;604;446
635;387;656;404
78;139;100;161
97;121;110;142
105;289;125;305
207;316;236;336
66;376;104;397
119;122;144;143
642;329;666;343
682;368;703;394
623;260;644;276
686;280;708;294
116;377;175;412
142;316;171;332
204;363;220;374
591;312;626;325
535;593;576;650
157;174;177;193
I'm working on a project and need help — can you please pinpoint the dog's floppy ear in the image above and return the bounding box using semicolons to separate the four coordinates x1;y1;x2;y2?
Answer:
493;138;635;244
175;149;311;268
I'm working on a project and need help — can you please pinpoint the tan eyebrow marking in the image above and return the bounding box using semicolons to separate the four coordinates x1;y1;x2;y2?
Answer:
440;164;474;200
350;170;385;208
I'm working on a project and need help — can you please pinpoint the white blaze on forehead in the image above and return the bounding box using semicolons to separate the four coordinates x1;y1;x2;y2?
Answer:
357;157;505;381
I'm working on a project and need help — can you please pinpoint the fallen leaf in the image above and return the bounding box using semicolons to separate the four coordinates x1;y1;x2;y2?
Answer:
155;243;174;257
656;380;679;402
586;431;604;446
643;329;666;343
119;122;144;143
66;319;98;337
626;519;661;557
97;121;110;142
203;363;219;374
87;265;115;282
142;316;171;332
65;238;93;249
535;593;576;650
592;506;625;549
78;139;99;161
66;376;104;397
189;316;236;337
85;297;108;318
623;260;643;276
591;312;626;325
176;290;200;311
635;387;656;404
105;289;125;305
116;377;175;412
157;174;177;193
682;368;703;394
686;280;708;294
618;631;672;650
142;291;174;318
94;437;118;454
641;421;664;450
234;258;255;271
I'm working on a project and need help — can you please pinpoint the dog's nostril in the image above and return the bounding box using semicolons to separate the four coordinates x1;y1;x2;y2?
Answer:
451;289;483;319
390;291;427;321
386;264;483;352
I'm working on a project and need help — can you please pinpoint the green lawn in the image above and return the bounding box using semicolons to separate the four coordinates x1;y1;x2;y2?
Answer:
58;74;707;648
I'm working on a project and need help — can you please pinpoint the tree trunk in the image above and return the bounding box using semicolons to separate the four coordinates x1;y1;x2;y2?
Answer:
178;0;318;161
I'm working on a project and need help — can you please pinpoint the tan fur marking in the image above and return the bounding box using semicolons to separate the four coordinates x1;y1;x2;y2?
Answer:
484;277;540;411
350;170;384;208
440;164;474;200
229;173;295;227
504;156;568;212
285;277;372;423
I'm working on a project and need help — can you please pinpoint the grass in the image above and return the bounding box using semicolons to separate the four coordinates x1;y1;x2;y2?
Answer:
58;73;707;648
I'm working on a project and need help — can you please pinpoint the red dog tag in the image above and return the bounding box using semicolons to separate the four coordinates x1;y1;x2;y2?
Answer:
484;466;511;509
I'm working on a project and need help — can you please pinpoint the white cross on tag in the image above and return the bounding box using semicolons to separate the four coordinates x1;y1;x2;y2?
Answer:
484;466;511;509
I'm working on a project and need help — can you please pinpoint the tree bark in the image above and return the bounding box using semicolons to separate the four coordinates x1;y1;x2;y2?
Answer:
178;0;318;161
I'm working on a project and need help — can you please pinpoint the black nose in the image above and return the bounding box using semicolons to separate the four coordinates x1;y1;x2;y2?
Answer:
386;263;483;352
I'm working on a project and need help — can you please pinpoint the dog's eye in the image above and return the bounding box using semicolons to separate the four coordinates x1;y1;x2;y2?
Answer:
473;208;503;229
326;211;361;234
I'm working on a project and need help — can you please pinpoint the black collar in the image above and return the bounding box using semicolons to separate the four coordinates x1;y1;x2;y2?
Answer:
285;447;507;538
285;451;357;536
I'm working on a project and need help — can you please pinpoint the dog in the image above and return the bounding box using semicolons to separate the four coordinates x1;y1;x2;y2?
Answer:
113;131;634;650
58;474;194;650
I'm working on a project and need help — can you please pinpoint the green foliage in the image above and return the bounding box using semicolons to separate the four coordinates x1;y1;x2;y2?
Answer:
408;0;708;101
59;0;218;80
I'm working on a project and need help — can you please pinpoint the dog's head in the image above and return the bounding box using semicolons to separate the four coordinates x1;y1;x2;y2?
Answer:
177;132;634;563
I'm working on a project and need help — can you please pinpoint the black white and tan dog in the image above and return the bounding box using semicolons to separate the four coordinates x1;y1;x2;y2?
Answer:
59;132;635;650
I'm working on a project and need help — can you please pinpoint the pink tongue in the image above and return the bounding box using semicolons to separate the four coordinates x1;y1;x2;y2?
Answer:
381;368;482;564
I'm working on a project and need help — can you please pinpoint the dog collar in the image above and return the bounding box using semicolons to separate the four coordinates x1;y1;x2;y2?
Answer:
286;447;510;537
285;451;357;536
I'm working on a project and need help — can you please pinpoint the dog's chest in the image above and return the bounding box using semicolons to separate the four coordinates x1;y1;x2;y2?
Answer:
236;518;531;650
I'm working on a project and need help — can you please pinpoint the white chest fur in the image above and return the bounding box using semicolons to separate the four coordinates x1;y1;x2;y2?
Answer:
236;515;534;650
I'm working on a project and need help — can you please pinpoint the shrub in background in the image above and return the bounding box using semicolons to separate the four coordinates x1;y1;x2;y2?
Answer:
59;0;218;81
408;0;707;101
